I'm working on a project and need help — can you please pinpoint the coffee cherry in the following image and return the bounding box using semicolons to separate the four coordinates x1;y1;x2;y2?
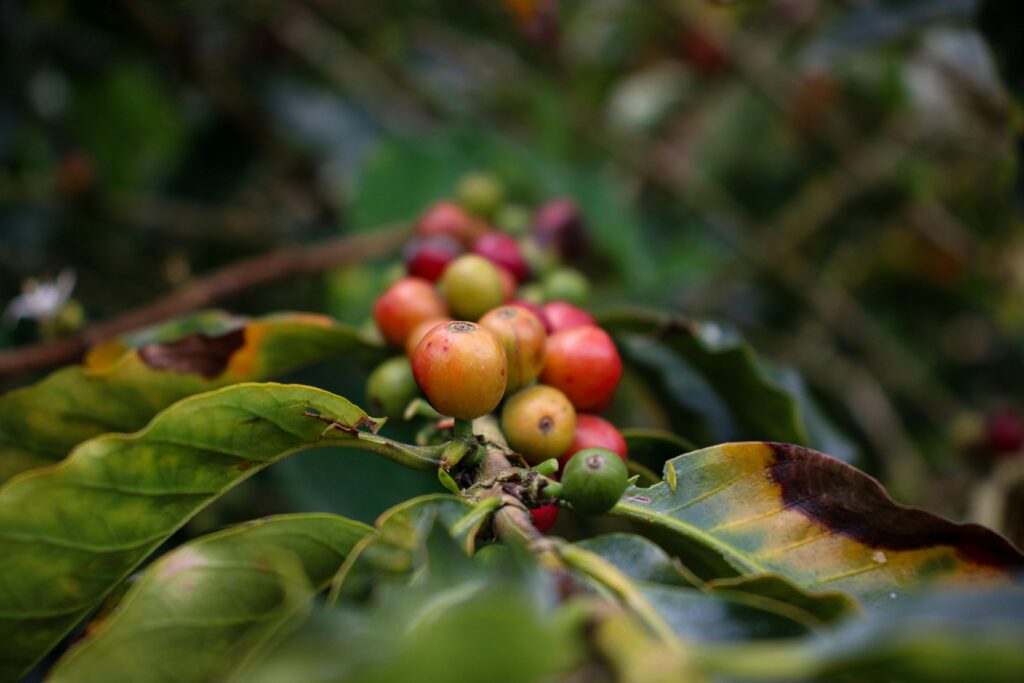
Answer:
404;236;463;282
440;254;506;321
473;231;530;282
411;321;507;420
373;277;448;348
495;204;531;236
479;305;547;391
456;172;505;219
541;326;622;411
366;356;419;418
501;385;576;465
542;267;589;306
543;301;595;333
530;504;559;533
405;318;449;357
560;414;628;472
416;201;487;247
496;266;517;303
509;299;551;332
534;198;587;259
986;408;1024;456
562;448;628;514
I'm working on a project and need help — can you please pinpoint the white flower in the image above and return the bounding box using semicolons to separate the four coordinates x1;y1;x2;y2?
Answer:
4;269;76;323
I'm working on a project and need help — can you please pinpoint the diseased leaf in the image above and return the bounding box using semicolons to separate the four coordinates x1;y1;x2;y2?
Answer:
0;382;433;682
601;309;810;446
610;442;1024;604
577;533;857;628
48;514;372;683
0;313;385;483
700;588;1024;683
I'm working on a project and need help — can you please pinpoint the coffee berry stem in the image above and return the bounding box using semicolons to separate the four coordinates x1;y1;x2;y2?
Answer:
531;458;560;477
453;418;475;440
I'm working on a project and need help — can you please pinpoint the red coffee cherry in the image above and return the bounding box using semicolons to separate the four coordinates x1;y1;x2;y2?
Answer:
559;414;628;472
501;385;576;465
373;277;448;348
473;231;530;282
543;301;595;333
530;504;559;533
404;236;463;282
411;321;508;420
440;254;506;321
986;408;1024;456
479;305;547;391
533;198;587;259
541;326;622;412
416;201;487;248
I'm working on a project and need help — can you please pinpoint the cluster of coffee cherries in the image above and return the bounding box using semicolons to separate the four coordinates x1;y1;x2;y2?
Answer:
365;174;630;532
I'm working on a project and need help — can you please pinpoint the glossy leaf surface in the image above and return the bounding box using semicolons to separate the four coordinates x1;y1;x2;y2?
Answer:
49;514;372;683
0;382;392;681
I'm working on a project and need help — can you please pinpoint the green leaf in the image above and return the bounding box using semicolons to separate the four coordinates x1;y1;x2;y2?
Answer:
636;581;810;642
622;428;695;480
601;309;811;446
576;533;857;628
699;588;1024;683
329;494;481;604
48;514;371;683
235;521;581;683
609;442;1024;603
0;312;384;483
0;382;432;681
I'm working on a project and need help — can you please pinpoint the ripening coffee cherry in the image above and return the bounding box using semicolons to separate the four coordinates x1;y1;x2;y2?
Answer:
534;198;587;259
373;277;449;348
561;447;628;514
366;356;419;418
543;301;595;333
404;236;463;282
530;504;559;533
560;414;628;471
473;231;530;282
509;299;551;332
542;267;589;306
479;305;547;391
541;326;622;411
440;254;506;321
456;172;505;218
405;318;449;357
416;201;487;248
411;321;508;420
501;385;576;465
496;266;517;303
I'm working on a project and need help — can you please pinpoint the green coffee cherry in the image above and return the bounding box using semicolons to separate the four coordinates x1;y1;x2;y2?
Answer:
561;447;628;514
495;204;531;236
456;172;505;219
365;356;419;418
542;267;590;306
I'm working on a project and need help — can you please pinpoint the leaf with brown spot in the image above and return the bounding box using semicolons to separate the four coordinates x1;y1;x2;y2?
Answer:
610;442;1024;604
0;312;385;484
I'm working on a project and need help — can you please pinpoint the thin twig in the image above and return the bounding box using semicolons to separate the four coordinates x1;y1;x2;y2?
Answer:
0;223;410;380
